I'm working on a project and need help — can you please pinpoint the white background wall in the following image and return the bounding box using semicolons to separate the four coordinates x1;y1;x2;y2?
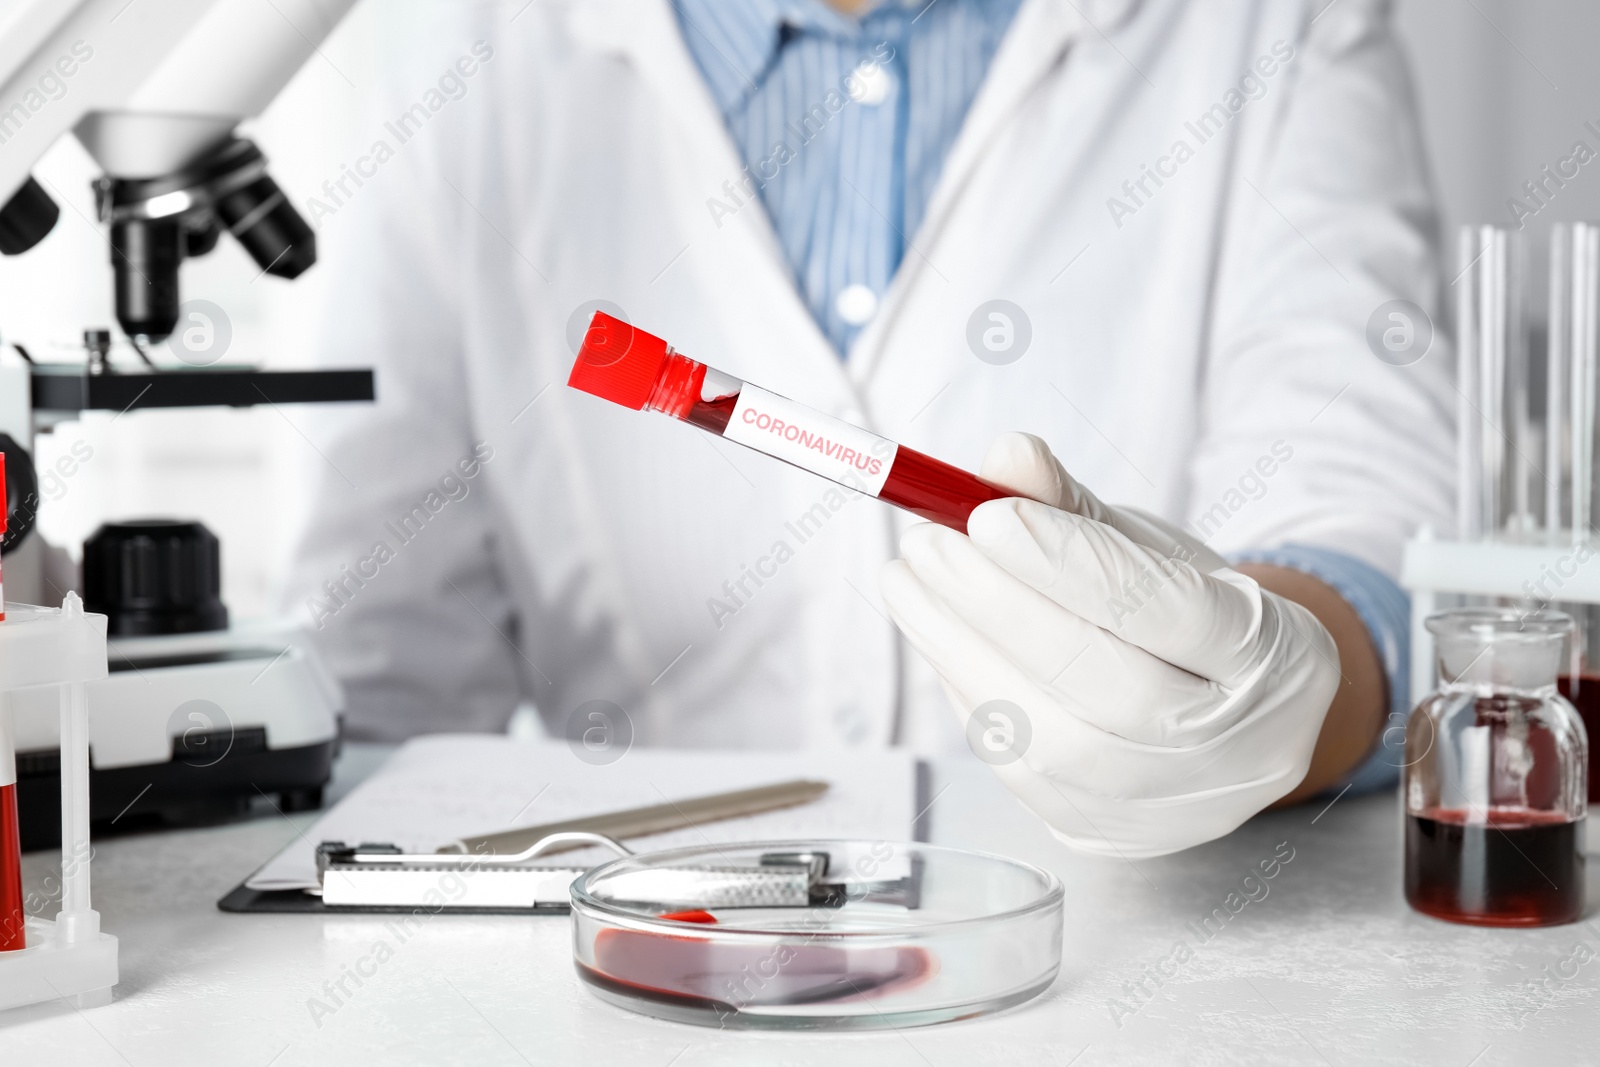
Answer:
1396;0;1600;244
1;0;1597;619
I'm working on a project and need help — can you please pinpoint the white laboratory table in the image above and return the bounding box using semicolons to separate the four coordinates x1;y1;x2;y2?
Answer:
5;744;1599;1066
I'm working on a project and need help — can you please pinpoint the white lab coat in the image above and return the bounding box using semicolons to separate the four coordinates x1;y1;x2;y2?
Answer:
286;0;1452;751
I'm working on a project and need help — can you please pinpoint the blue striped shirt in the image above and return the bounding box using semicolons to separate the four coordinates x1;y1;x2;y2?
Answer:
674;0;1023;356
675;0;1406;797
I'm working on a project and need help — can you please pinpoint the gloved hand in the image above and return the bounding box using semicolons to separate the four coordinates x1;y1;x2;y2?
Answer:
880;433;1341;858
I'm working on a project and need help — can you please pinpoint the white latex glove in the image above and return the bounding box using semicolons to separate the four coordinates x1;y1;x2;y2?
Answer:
880;433;1341;858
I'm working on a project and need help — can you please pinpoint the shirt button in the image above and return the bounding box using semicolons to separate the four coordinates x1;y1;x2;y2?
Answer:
848;63;892;107
835;284;878;326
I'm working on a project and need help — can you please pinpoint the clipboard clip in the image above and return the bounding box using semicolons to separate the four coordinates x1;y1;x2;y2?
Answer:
313;832;632;911
313;836;919;913
318;831;634;872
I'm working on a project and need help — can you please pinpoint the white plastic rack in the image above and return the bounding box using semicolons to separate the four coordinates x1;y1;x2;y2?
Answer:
1401;529;1600;706
0;594;114;1011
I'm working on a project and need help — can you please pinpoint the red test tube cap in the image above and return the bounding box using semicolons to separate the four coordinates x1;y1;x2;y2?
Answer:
568;312;671;411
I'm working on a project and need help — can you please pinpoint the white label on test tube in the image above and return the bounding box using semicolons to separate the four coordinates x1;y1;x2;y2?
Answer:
723;385;898;496
0;707;13;790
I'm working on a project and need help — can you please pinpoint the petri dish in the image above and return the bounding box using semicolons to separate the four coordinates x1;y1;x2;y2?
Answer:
569;839;1063;1030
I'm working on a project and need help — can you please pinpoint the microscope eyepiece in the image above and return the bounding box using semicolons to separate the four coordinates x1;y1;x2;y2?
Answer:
0;176;59;256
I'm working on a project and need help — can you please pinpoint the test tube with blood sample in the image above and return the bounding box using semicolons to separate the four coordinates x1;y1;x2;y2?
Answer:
0;704;19;952
0;454;21;951
567;312;1010;533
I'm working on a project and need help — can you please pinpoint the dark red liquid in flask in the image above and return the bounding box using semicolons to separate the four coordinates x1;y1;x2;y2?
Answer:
1405;692;1584;927
1405;808;1583;927
572;313;1010;533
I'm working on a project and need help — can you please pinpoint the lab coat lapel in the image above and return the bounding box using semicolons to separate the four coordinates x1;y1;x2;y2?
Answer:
848;0;1141;385
927;0;1141;242
566;0;857;407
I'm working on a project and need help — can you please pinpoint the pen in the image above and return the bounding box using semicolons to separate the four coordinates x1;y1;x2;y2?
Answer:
438;778;830;856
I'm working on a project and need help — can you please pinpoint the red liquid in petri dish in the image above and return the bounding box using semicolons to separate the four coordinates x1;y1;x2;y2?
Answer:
582;922;935;1013
0;783;23;951
1405;807;1584;927
1557;674;1600;803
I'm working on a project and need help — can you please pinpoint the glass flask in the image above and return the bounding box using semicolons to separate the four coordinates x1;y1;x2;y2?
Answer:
1405;608;1587;926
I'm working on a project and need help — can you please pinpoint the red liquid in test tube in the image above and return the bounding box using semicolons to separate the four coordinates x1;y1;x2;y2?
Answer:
0;774;20;952
0;452;19;951
567;313;1010;533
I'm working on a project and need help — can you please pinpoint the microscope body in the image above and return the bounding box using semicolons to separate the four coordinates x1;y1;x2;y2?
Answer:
0;0;365;846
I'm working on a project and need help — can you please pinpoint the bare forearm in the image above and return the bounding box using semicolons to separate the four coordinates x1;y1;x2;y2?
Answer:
1236;563;1387;806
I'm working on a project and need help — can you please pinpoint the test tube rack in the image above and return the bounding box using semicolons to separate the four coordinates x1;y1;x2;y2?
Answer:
1401;529;1600;705
0;594;115;1011
1408;222;1600;701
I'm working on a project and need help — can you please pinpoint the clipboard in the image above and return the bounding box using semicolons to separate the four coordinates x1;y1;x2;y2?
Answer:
218;747;931;915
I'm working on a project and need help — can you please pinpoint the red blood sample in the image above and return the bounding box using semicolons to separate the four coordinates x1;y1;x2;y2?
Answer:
0;783;20;951
1557;674;1600;803
582;923;935;1012
659;909;718;924
570;313;1009;533
878;446;1011;529
0;464;17;952
1405;807;1583;927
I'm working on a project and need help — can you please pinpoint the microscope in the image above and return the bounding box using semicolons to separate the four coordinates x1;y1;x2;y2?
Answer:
0;0;369;847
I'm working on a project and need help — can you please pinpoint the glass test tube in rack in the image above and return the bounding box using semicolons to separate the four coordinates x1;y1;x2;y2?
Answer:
1405;225;1600;796
1450;223;1600;545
